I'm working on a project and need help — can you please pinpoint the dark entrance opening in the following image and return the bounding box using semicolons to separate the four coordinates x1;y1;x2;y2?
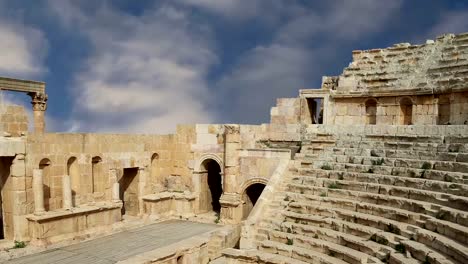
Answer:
0;157;13;240
119;168;139;216
242;183;266;219
306;98;323;124
206;160;222;213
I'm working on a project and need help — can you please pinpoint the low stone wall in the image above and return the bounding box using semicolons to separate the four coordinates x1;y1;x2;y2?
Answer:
27;202;121;245
119;225;241;264
143;192;196;218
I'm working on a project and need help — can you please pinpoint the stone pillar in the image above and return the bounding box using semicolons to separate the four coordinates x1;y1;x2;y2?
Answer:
110;169;121;202
10;154;28;241
32;169;45;214
223;125;240;193
62;174;73;210
219;125;243;223
29;92;47;133
112;182;120;202
138;167;147;215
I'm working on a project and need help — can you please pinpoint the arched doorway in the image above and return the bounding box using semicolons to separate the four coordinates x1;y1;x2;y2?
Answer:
365;99;377;125
242;183;266;219
199;159;223;213
400;97;413;125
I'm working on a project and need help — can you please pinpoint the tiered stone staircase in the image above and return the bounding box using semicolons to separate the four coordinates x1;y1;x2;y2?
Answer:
248;134;468;264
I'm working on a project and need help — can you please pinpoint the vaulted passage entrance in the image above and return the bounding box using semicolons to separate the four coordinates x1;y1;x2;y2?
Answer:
119;168;139;216
242;183;266;219
199;159;223;213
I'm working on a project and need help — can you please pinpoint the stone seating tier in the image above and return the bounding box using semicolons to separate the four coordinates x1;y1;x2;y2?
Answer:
242;135;468;264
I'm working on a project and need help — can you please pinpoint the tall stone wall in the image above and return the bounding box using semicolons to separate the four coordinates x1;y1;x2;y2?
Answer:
0;105;28;137
25;131;195;213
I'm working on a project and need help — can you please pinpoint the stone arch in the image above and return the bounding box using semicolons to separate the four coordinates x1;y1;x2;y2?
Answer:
39;158;52;211
195;155;223;213
240;178;268;220
67;157;79;205
399;97;413;125
365;98;377;125
194;153;224;174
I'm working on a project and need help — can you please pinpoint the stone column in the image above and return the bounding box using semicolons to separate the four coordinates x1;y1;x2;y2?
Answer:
62;174;73;210
138;167;147;215
219;125;243;223
29;92;47;133
32;169;45;214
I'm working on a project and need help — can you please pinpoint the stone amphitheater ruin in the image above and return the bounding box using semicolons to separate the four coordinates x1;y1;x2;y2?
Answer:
0;32;467;264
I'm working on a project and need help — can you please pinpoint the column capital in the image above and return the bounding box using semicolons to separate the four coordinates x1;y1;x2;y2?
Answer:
29;92;48;111
224;124;240;135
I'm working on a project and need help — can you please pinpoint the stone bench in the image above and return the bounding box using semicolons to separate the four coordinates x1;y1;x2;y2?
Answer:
259;221;392;260
221;248;310;264
261;229;384;264
316;162;468;184
283;199;468;262
258;240;347;264
293;169;468;197
288;177;468;213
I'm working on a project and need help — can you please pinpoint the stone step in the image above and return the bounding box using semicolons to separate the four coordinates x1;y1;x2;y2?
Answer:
289;177;468;211
260;230;384;264
283;199;468;262
258;240;346;264
293;169;468;197
314;162;468;184
388;252;423;264
329;154;468;171
284;187;468;234
261;221;392;260
279;210;403;248
401;240;461;264
222;248;310;264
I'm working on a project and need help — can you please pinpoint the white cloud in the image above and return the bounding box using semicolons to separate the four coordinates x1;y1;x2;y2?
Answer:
217;0;403;123
0;21;47;77
174;0;302;22
51;2;217;133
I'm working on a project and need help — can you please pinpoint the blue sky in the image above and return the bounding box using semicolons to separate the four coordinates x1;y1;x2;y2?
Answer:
0;0;467;133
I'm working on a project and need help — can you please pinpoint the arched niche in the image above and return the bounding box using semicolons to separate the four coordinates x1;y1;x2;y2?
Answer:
92;156;104;195
67;157;79;206
399;97;414;125
150;153;161;191
39;158;52;211
365;98;377;125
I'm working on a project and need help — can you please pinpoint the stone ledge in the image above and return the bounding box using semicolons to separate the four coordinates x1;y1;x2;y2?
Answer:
142;191;196;202
26;202;121;223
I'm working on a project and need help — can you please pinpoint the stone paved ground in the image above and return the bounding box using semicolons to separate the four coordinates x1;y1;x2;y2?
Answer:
2;220;219;264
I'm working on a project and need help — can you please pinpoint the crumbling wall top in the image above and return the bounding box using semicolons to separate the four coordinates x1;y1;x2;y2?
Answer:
330;32;468;97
